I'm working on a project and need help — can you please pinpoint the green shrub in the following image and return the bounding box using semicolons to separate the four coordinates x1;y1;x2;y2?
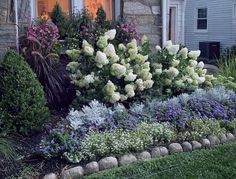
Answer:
51;2;67;38
178;119;226;141
0;51;49;135
225;119;236;132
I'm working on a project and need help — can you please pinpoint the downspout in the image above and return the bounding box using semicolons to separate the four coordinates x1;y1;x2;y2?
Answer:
15;0;19;52
162;0;169;47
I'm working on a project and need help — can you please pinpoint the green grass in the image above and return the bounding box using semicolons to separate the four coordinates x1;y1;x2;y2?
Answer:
85;142;236;179
217;54;236;79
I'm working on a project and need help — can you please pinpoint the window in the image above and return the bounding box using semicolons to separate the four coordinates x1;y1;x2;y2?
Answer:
233;3;236;18
37;0;70;18
197;8;207;30
85;0;113;20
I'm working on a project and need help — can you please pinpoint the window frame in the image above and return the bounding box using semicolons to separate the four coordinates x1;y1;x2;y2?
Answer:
31;0;120;20
195;7;208;33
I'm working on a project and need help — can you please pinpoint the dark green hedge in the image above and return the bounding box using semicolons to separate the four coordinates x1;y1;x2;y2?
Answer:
0;51;49;135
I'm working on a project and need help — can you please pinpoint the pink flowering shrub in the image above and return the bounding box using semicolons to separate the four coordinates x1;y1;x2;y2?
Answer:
27;20;60;54
115;20;140;44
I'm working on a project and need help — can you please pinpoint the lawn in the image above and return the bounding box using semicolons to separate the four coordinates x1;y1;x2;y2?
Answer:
86;142;236;179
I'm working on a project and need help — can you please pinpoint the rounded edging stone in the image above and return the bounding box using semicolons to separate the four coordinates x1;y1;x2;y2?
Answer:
98;156;118;170
219;134;227;144
191;141;202;150
200;138;211;148
43;173;58;179
84;161;99;175
168;143;183;153
208;135;220;146
62;166;84;179
137;151;151;161
226;133;235;141
119;154;137;166
182;142;192;152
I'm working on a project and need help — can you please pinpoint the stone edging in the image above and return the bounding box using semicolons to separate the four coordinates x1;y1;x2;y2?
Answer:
43;130;236;179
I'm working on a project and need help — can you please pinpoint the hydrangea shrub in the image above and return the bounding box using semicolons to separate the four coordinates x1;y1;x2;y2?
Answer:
66;29;154;105
151;41;215;96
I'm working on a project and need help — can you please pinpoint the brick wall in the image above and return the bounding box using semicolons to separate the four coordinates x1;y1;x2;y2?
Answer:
122;0;162;47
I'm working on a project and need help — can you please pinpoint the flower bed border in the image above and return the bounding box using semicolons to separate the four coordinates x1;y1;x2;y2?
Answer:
43;130;236;179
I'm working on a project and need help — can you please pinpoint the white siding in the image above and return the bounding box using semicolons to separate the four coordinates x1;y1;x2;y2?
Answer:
185;0;236;50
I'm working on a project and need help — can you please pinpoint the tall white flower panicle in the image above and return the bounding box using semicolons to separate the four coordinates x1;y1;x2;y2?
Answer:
104;44;116;57
155;45;162;52
165;67;179;79
95;51;109;68
105;29;116;40
125;84;135;97
97;35;109;49
188;50;201;60
166;45;180;55
111;63;127;79
103;80;117;95
141;35;148;45
125;71;137;82
197;61;204;69
179;47;188;59
189;60;198;67
172;59;180;67
82;40;94;56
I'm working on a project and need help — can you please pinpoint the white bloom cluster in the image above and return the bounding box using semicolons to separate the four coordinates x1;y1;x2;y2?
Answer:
66;29;154;104
152;40;214;93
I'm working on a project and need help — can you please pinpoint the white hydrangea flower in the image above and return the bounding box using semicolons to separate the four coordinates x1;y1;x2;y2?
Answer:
172;59;180;67
97;35;109;49
141;35;148;45
155;68;162;75
127;39;138;49
165;67;179;78
155;45;162;52
103;80;116;95
143;80;154;89
105;29;116;40
110;92;121;103
189;60;198;67
186;66;195;74
118;43;126;51
197;61;204;69
104;43;116;57
125;84;135;97
82;40;90;48
166;45;180;55
175;79;184;88
125;72;137;82
164;40;172;47
95;51;109;68
120;94;128;101
84;73;95;85
179;47;188;59
67;61;79;71
111;63;126;78
202;69;207;74
197;76;206;84
83;45;94;56
187;78;193;84
188;50;201;60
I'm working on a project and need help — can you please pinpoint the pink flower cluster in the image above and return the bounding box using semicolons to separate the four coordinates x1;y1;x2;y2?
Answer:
116;21;140;43
27;20;60;50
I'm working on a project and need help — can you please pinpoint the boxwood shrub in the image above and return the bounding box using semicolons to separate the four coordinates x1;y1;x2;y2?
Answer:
0;51;49;135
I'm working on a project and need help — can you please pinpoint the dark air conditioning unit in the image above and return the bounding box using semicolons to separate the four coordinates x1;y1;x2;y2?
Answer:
199;41;220;60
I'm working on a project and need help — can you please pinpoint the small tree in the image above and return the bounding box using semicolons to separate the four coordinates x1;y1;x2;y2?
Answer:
95;6;111;36
51;3;67;38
